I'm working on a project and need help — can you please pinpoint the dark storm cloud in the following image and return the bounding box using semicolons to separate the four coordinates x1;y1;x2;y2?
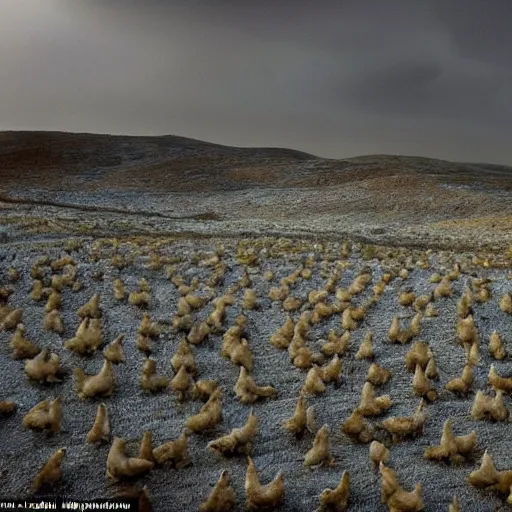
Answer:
342;58;506;121
0;0;511;164
430;0;512;66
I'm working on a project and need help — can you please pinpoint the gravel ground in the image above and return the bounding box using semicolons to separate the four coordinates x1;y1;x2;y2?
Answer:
1;237;512;511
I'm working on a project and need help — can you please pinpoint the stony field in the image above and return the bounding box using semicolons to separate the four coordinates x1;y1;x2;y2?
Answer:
1;235;512;511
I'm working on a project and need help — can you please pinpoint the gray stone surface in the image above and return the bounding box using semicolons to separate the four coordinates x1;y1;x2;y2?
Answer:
1;238;512;511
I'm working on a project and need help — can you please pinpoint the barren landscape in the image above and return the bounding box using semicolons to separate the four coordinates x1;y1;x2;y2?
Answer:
1;131;512;250
1;132;512;511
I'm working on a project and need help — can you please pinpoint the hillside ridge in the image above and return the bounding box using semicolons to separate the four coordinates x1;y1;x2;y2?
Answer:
1;131;511;250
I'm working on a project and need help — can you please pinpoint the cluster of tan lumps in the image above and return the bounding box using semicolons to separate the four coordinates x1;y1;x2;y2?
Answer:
1;236;512;510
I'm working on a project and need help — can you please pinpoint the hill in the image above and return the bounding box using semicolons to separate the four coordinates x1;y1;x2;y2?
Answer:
0;131;511;250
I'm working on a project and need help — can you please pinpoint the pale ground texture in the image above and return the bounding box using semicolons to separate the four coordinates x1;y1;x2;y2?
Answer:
1;131;512;251
1;132;512;511
1;236;512;511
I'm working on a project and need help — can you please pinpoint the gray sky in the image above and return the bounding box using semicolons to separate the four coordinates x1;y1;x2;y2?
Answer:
1;0;511;164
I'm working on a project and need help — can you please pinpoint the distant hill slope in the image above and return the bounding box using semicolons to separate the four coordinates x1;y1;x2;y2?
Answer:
1;130;510;192
0;131;511;249
0;131;317;191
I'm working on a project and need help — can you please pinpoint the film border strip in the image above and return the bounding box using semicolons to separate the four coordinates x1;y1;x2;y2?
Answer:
0;498;139;511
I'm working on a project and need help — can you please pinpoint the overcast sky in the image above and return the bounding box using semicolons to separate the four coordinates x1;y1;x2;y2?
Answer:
1;0;511;164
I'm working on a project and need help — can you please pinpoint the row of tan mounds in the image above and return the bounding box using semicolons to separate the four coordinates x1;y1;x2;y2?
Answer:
1;233;512;510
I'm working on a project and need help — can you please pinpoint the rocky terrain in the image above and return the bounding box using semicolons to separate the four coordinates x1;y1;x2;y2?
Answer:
0;131;511;250
1;132;512;511
0;235;511;511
